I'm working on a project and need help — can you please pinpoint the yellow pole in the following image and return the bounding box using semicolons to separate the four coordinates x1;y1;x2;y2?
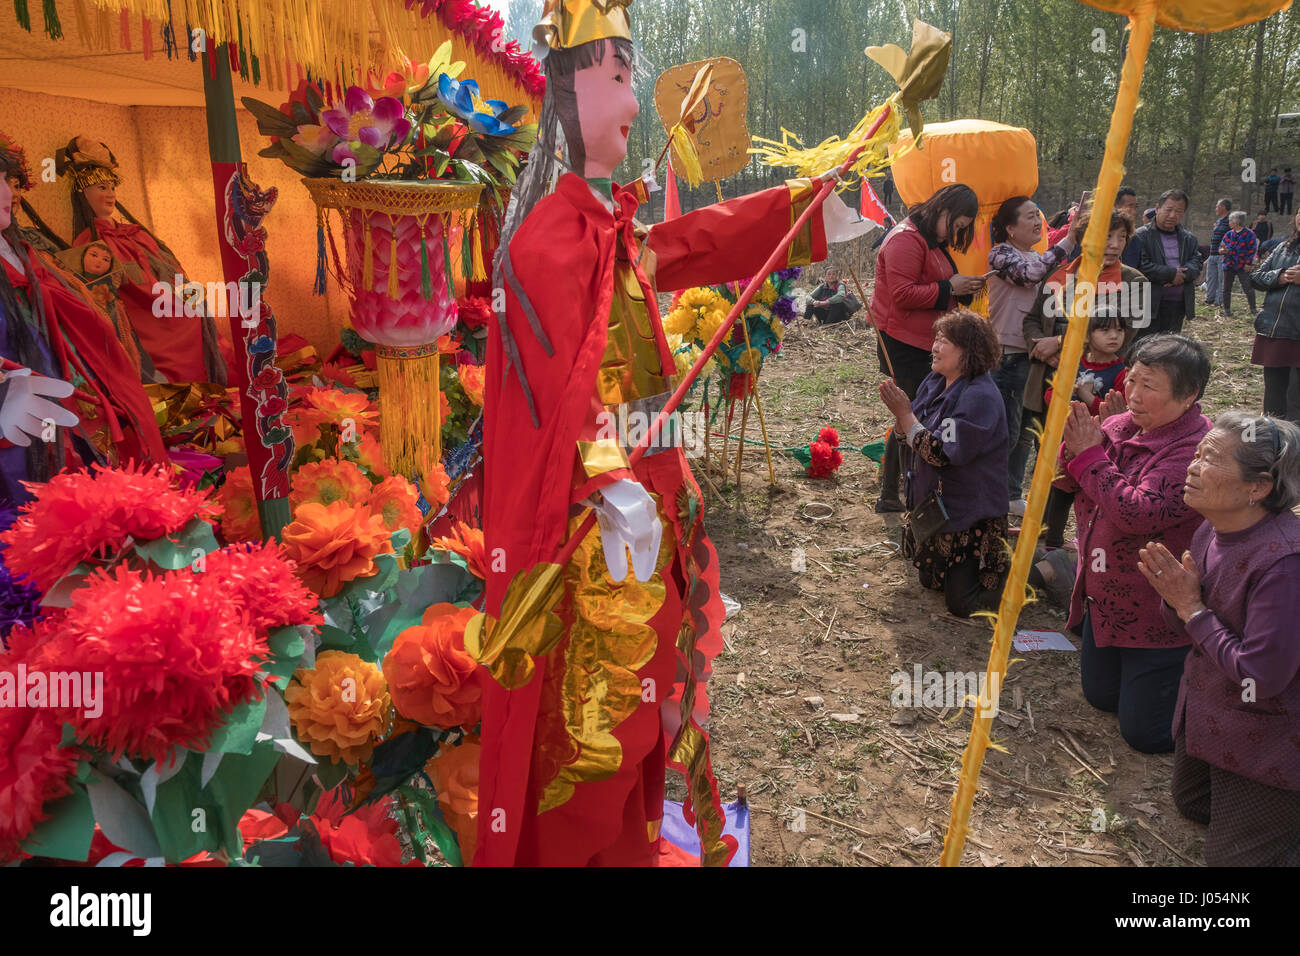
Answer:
940;0;1158;867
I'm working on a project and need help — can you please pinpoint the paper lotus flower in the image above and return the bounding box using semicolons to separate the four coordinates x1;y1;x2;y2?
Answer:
436;74;518;136
291;123;341;157
321;87;412;165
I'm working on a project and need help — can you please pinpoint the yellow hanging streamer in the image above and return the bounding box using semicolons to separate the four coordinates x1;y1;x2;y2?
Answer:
940;0;1158;868
376;346;442;479
361;215;374;292
470;212;487;282
387;214;400;300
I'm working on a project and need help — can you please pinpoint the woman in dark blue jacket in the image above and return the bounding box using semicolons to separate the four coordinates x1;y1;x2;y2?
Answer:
880;308;1009;617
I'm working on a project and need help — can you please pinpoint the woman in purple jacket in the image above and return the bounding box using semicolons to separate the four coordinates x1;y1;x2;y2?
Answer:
880;309;1009;618
1055;334;1212;752
1138;411;1300;866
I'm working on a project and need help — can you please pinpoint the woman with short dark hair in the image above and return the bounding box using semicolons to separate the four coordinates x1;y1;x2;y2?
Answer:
1139;411;1300;865
871;184;985;513
879;309;1009;617
1055;333;1212;753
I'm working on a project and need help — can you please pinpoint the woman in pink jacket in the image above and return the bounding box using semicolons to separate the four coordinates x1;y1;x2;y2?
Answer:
1054;334;1212;753
871;184;985;512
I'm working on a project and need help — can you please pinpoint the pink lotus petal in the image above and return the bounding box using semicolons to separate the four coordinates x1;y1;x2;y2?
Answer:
357;126;384;147
320;109;351;138
343;86;374;114
371;96;405;125
388;118;413;145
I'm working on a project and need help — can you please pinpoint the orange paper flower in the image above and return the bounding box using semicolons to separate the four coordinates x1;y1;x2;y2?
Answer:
281;501;394;598
366;475;423;539
349;430;389;479
419;459;451;511
216;465;261;543
285;650;390;764
457;364;485;406
426;735;480;862
290;459;372;510
302;386;379;431
429;521;486;579
382;603;480;730
439;389;451;422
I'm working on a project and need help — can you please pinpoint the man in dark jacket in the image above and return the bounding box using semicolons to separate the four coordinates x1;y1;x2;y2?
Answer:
1131;189;1204;338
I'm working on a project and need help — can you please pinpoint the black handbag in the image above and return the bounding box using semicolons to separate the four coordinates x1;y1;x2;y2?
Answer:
908;483;949;547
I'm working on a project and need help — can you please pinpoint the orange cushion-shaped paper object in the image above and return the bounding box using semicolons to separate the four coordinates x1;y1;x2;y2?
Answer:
890;119;1046;308
1074;0;1289;34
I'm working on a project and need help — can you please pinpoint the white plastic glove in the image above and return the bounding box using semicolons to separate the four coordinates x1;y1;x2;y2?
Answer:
589;478;662;583
0;368;78;447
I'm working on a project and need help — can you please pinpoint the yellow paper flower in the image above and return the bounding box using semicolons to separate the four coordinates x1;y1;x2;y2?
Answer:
737;347;763;373
286;651;391;765
755;279;778;306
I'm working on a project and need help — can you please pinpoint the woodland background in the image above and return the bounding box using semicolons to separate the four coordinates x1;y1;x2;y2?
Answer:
499;0;1300;235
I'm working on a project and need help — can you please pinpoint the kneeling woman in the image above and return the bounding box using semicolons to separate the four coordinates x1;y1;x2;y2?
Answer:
880;309;1009;617
1139;411;1300;866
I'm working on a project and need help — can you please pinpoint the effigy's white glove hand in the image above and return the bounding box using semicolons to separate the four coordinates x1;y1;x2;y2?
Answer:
0;368;78;447
590;479;661;583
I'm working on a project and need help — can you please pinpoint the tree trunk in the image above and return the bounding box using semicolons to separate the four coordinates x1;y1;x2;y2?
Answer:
1241;18;1266;213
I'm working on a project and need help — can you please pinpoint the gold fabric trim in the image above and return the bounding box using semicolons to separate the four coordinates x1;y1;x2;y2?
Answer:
577;437;631;478
535;503;673;814
786;178;816;267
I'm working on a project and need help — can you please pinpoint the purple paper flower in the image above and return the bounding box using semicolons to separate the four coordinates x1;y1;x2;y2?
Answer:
775;267;803;282
320;87;412;156
772;296;796;322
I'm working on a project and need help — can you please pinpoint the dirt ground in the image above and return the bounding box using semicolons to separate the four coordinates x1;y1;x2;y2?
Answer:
688;295;1262;867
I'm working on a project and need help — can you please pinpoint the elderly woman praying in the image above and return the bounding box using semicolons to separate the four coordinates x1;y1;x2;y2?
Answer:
1138;410;1300;866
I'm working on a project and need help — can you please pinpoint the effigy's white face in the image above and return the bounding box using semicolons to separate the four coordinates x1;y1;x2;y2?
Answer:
85;182;118;220
573;40;639;179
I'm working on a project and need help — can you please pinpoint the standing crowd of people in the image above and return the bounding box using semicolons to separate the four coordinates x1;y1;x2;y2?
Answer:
858;180;1300;866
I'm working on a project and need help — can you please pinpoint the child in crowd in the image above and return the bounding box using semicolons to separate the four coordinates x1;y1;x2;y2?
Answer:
1218;210;1258;317
1030;308;1129;603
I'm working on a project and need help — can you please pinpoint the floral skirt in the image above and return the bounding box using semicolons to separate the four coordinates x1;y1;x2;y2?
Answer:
902;515;1011;594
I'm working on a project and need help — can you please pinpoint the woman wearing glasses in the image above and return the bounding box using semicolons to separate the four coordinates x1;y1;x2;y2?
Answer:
1138;411;1300;865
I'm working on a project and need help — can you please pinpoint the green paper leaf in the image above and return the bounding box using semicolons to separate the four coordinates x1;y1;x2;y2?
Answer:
792;446;812;467
20;784;94;861
313;758;349;791
203;743;282;858
363;729;438;805
389;527;412;553
860;441;887;463
85;772;162;859
207;697;268;755
405;785;462;867
40;562;94;608
264;625;310;682
132;518;219;571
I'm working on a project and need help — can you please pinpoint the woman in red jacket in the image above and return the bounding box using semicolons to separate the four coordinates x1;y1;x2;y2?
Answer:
871;184;985;511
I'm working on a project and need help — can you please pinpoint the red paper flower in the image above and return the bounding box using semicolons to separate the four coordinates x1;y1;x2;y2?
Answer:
202;542;323;634
0;707;83;863
309;787;417;867
456;296;493;330
0;464;220;593
818;426;840;448
806;440;844;480
27;565;268;763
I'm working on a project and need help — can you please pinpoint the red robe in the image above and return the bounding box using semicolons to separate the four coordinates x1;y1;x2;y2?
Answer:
3;253;167;468
478;173;825;866
76;220;208;383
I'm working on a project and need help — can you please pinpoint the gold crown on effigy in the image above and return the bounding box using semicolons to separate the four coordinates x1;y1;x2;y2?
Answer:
55;136;122;192
533;0;632;52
